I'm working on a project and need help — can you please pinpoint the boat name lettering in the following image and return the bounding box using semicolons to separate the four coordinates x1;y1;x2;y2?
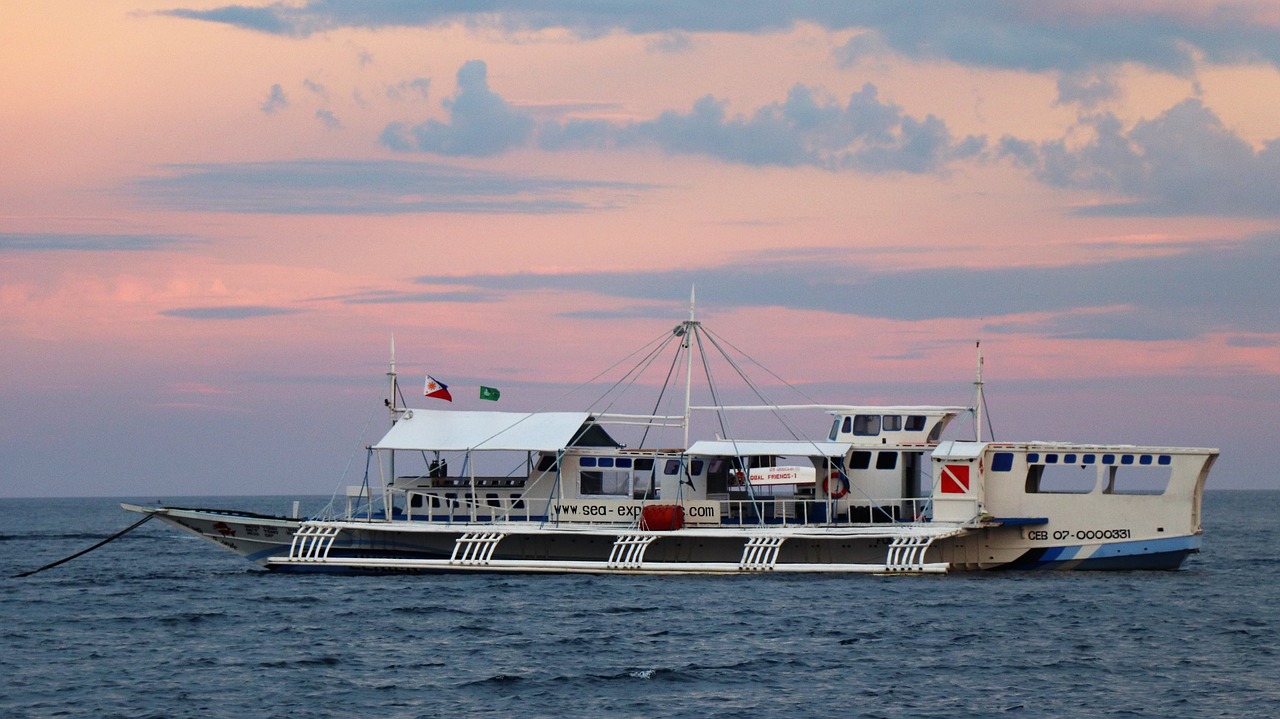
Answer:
551;500;720;525
1027;528;1131;541
553;503;638;518
1072;528;1131;541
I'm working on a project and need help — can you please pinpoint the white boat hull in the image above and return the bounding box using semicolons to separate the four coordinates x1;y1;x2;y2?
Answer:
123;504;1201;574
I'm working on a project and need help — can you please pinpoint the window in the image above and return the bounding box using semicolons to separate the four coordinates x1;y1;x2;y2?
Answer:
580;457;597;467
633;458;654;471
905;415;926;431
882;415;902;431
842;416;852;433
1102;460;1173;494
598;457;615;468
581;469;630;497
991;453;1014;472
536;455;558;472
852;415;881;436
850;451;872;470
1025;459;1095;493
662;458;703;477
875;451;897;470
928;422;943;442
580;471;602;494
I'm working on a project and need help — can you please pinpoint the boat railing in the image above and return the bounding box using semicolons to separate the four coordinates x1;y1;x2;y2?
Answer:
391;487;934;527
718;497;932;527
397;487;539;523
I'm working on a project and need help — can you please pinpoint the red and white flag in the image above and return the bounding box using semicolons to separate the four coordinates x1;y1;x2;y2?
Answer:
424;375;452;402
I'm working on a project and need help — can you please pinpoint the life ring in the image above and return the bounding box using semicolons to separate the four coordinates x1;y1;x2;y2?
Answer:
823;470;849;499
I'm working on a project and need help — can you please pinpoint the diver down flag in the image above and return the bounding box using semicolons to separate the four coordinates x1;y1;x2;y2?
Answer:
479;386;501;401
424;375;452;402
941;464;970;494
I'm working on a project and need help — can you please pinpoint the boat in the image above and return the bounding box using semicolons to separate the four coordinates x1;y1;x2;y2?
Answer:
123;304;1217;574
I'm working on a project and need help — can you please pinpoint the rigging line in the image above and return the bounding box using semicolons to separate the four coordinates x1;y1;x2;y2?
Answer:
699;329;890;515
585;329;682;418
692;325;732;443
548;327;674;412
639;336;686;449
692;327;761;511
320;398;383;520
701;325;826;407
700;329;806;442
12;513;155;578
980;385;997;441
435;331;680;460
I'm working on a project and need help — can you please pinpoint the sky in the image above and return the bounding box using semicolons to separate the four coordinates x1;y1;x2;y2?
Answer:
4;1;1280;497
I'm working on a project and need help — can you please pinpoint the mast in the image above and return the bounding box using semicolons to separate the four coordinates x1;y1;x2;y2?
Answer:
974;340;984;442
682;286;696;448
386;335;397;516
387;334;399;420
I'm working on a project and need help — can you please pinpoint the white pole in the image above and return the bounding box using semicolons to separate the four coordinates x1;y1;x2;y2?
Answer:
386;335;397;518
682;286;696;448
974;340;984;442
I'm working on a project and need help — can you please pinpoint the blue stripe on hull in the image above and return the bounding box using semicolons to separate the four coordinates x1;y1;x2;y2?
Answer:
1004;535;1201;571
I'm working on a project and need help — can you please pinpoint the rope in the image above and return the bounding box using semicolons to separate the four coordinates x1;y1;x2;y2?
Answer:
12;513;155;578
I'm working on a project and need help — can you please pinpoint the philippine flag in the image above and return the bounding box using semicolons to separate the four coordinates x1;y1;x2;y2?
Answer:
424;375;453;402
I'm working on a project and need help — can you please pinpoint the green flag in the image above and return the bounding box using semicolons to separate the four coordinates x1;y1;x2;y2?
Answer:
479;386;501;401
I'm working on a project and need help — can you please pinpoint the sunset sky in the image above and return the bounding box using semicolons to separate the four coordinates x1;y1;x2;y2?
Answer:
4;1;1280;497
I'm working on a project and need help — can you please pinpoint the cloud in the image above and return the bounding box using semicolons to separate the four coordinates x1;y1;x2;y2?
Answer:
166;2;1280;77
391;66;985;173
159;305;304;320
385;77;430;102
647;32;693;54
1001;99;1280;217
303;79;329;99
315;289;499;304
166;5;297;34
412;234;1280;339
315;109;342;129
128;159;654;215
380;60;534;157
0;233;192;252
616;84;984;172
261;83;288;113
1054;70;1122;109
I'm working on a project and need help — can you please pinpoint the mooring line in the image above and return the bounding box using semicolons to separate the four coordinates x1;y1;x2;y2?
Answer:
12;513;155;578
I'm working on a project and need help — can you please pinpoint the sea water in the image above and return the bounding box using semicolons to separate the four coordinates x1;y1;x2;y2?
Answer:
1;491;1276;719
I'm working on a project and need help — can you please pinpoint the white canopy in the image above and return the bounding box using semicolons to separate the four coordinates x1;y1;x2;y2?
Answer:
374;409;594;452
687;440;852;458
